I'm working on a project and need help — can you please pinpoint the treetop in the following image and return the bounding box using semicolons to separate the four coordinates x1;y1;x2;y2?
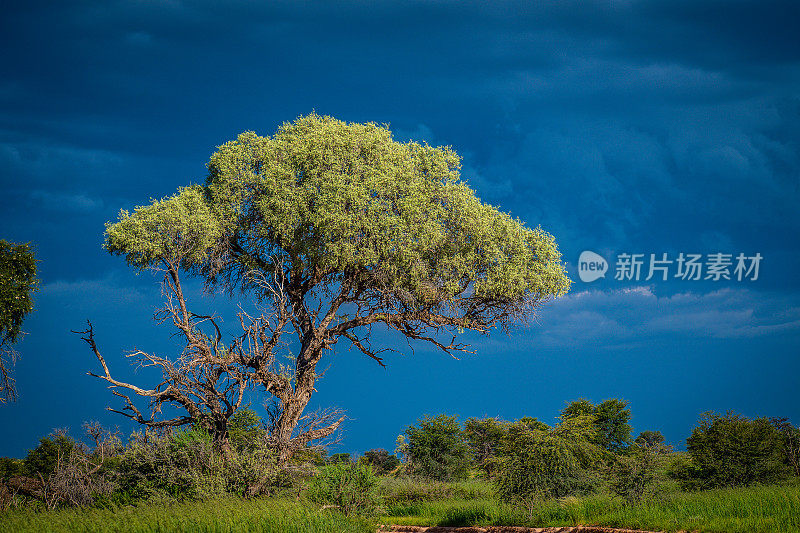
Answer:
105;113;570;329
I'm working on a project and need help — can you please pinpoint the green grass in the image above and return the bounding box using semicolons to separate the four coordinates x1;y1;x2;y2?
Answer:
0;496;374;533
3;480;797;533
379;481;800;533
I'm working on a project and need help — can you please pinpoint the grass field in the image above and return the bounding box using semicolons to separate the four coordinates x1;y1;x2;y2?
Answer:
1;481;797;532
0;497;373;533
379;481;800;533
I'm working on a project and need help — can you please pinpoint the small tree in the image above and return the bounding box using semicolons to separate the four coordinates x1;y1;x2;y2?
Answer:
561;398;632;454
635;430;666;448
495;415;605;503
405;414;470;481
463;417;508;477
361;448;400;475
771;417;800;478
103;114;571;463
0;240;38;403
610;435;672;502
686;411;789;488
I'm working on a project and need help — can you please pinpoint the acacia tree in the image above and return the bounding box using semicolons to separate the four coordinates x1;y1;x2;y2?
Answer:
0;240;38;403
103;113;571;463
562;398;632;453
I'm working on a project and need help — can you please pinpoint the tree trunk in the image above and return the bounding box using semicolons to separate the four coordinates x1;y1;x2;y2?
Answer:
273;344;320;465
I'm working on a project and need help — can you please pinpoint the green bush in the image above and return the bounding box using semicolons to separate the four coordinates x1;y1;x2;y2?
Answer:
405;415;470;482
360;449;399;475
228;408;267;453
608;441;671;502
463;417;508;478
0;456;25;480
23;434;76;478
685;411;790;488
561;398;632;454
772;417;800;477
115;428;226;501
114;427;291;502
223;438;283;497
306;461;379;516
495;417;605;502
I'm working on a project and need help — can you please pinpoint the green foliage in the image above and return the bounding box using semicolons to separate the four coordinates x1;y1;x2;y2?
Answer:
608;441;671;502
306;462;379;516
0;456;25;480
360;449;399;475
685;411;790;488
0;240;38;402
495;417;605;502
24;434;76;478
115;427;288;502
561;398;632;453
105;113;570;325
635;430;666;447
772;417;800;477
228;408;266;452
104;186;226;271
0;240;38;346
463;417;508;478
328;453;352;464
116;428;226;501
664;451;704;491
405;415;470;482
561;398;595;419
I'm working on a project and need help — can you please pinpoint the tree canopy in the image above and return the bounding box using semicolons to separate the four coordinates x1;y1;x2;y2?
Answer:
106;114;570;318
562;398;632;454
0;240;38;402
101;113;571;461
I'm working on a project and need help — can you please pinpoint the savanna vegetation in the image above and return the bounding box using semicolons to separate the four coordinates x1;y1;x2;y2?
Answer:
2;402;799;532
2;116;797;532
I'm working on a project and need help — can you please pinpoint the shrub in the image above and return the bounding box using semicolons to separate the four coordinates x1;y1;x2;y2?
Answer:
115;428;226;501
463;417;508;478
224;438;282;497
23;434;76;478
228;408;267;453
771;417;800;477
561;398;632;454
0;457;24;480
361;449;400;475
329;453;353;465
306;461;379;516
495;417;605;502
609;439;671;502
405;415;470;482
685;411;790;488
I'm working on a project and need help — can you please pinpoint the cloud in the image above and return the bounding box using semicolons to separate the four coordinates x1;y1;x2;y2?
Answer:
532;286;800;347
29;190;103;213
40;274;152;312
0;142;123;189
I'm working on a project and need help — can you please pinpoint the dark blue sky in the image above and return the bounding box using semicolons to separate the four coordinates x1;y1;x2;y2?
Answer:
1;0;799;458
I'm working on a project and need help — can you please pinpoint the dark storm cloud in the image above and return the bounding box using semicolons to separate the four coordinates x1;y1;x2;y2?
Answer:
1;0;798;457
